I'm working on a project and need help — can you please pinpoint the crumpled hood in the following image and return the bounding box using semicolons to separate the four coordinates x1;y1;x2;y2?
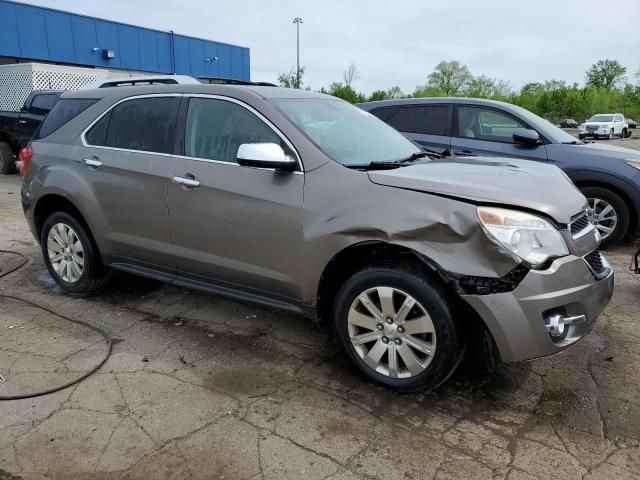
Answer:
368;157;586;223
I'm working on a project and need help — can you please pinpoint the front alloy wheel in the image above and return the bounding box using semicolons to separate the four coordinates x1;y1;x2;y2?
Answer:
47;223;85;283
348;286;436;378
334;263;465;392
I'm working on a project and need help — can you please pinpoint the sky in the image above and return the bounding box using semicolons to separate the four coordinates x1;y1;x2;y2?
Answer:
19;0;640;94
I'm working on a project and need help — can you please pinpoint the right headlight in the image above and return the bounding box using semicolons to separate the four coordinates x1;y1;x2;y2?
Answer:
477;207;569;268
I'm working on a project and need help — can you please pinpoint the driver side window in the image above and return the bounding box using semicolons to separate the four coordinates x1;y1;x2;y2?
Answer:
457;106;526;143
184;98;282;163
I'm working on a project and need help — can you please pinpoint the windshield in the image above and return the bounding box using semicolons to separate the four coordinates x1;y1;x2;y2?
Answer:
588;115;614;122
271;98;420;166
509;104;582;143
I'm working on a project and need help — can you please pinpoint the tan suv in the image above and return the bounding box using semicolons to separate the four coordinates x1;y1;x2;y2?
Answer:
20;82;613;391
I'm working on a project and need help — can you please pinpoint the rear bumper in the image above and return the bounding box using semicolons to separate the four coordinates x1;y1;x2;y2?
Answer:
462;254;614;363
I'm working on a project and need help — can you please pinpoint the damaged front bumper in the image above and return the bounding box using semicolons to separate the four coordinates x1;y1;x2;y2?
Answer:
461;254;614;363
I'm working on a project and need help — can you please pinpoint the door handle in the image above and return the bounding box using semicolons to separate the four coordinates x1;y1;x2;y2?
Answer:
452;150;477;156
17;120;27;125
172;175;201;188
81;157;102;168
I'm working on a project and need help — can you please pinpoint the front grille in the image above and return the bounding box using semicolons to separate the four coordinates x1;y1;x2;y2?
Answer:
584;250;606;277
586;125;598;132
570;211;592;238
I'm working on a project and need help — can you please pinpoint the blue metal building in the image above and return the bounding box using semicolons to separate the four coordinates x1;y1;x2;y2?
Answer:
0;0;250;81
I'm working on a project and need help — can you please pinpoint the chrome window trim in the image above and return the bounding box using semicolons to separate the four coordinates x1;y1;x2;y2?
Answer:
181;93;303;172
80;92;304;173
80;93;183;157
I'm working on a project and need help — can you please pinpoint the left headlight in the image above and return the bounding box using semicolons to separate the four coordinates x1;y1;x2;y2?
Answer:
477;207;569;268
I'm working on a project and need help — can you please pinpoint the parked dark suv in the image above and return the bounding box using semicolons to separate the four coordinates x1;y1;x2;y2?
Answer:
21;84;613;391
359;98;640;247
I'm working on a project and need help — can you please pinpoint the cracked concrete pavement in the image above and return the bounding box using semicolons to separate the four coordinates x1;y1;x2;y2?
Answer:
0;173;639;480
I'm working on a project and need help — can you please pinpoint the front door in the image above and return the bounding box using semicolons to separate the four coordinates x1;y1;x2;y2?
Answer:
451;105;548;162
167;96;304;301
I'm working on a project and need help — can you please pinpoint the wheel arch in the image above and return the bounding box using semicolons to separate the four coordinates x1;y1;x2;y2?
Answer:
33;194;103;262
573;179;638;235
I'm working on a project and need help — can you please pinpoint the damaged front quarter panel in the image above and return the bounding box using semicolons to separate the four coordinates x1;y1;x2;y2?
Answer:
300;161;523;305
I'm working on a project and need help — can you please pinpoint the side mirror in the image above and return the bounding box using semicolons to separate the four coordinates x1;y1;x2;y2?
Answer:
513;129;540;146
236;143;297;171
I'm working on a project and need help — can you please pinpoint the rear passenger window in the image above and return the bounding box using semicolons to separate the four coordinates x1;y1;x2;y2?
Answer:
388;105;450;136
369;106;398;122
36;99;97;139
29;94;57;115
184;98;282;163
85;97;180;154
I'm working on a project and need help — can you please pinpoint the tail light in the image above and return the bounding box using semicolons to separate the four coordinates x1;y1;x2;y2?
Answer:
19;146;32;175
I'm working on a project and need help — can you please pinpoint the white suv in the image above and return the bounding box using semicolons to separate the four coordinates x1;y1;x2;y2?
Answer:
579;113;628;140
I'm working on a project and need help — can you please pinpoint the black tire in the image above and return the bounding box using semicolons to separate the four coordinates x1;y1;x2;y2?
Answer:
0;142;17;174
333;262;466;392
581;186;630;249
607;129;614;140
578;134;585;140
41;212;111;293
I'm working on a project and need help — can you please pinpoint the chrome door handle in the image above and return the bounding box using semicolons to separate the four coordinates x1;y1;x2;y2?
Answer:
172;176;201;188
81;158;102;168
17;119;27;125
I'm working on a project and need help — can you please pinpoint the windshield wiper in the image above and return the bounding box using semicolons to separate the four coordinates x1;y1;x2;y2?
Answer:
562;140;583;145
344;150;444;170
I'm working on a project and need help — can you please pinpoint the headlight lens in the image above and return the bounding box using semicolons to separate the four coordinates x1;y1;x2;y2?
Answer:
477;207;569;267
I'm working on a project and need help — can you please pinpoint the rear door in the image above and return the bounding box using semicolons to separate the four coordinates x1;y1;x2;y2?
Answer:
78;94;180;271
166;95;304;301
451;105;548;161
385;104;452;153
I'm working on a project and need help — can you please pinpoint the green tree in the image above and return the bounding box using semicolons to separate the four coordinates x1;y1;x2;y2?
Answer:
278;66;305;89
464;75;512;99
586;59;626;90
367;90;386;102
426;61;472;95
321;82;366;103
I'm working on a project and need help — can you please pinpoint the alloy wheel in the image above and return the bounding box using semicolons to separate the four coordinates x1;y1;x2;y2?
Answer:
587;198;618;240
47;223;84;283
347;286;436;379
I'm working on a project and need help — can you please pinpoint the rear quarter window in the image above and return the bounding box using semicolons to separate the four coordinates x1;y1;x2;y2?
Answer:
36;99;97;139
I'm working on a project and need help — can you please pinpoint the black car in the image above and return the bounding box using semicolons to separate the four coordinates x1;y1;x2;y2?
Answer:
0;90;64;174
359;97;640;247
627;118;637;129
560;118;579;128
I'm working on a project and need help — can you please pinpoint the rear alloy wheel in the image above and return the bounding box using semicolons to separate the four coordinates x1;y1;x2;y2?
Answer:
41;212;111;293
582;187;630;248
334;263;465;392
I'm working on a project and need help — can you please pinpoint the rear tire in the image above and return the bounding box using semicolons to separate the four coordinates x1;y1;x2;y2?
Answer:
0;142;17;174
333;263;466;392
582;187;630;249
41;212;111;293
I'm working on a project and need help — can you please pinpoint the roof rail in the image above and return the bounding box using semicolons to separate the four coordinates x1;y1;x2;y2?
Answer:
80;75;278;90
205;78;277;87
81;75;201;89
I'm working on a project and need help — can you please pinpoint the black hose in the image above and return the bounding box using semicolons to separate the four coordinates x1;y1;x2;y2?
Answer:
0;250;113;401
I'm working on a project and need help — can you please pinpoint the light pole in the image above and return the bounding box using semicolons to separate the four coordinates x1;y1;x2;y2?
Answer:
293;17;303;88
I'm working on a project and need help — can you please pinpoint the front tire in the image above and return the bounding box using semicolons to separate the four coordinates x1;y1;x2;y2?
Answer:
0;142;17;174
333;263;465;392
607;129;614;140
41;212;111;293
582;187;630;248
